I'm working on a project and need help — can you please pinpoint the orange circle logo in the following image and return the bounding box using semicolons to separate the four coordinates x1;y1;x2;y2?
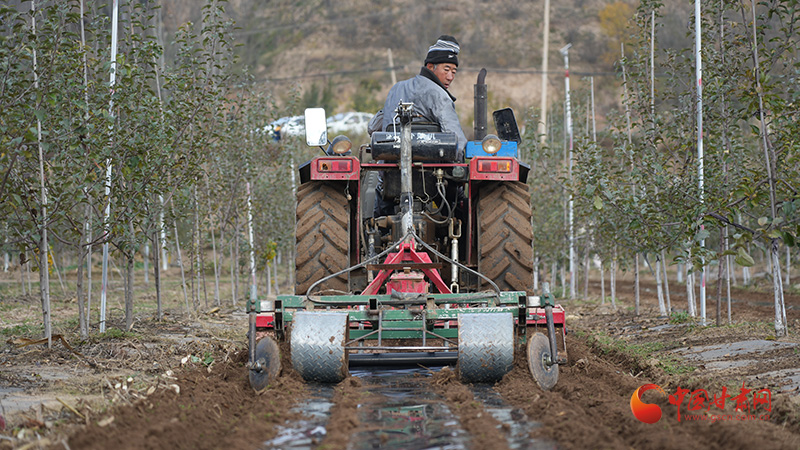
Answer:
630;384;666;424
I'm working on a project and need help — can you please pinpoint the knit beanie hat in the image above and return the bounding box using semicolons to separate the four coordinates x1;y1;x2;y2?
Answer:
424;35;459;67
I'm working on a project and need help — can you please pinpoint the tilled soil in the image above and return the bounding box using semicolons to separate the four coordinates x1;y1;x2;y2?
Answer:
496;335;799;450
430;367;511;450
63;346;306;450
2;276;800;449
318;376;363;449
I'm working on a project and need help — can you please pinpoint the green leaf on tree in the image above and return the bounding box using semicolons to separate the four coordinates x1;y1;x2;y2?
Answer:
735;247;755;267
593;195;603;210
782;232;795;248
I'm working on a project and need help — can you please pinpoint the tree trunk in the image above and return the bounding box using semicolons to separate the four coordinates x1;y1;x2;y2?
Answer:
230;236;236;306
746;0;786;337
86;201;93;329
725;227;732;323
770;241;787;336
204;175;221;306
644;254;665;316
125;219;136;331
26;255;33;294
266;261;272;296
610;248;617;310
716;235;724;326
160;196;168;272
274;254;280;296
3;223;8;272
287;248;294;294
687;269;697;317
20;253;26;295
654;255;666;316
174;222;189;313
51;246;67;297
600;262;605;304
189;190;197;311
38;248;51;347
143;243;149;286
634;253;640;316
193;183;202;310
583;253;589;300
153;229;162;321
125;248;134;332
32;0;51;348
76;242;88;338
786;246;791;287
661;249;671;313
743;243;751;285
200;239;209;309
234;215;242;305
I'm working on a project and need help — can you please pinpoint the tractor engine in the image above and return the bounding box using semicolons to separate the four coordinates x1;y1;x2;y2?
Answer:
364;130;467;259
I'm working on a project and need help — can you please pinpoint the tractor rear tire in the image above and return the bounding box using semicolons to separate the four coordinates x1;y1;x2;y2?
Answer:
477;182;534;294
295;182;349;295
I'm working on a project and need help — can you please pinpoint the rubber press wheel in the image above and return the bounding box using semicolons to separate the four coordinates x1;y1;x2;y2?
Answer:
527;332;559;390
295;182;350;295
476;182;534;294
249;336;281;391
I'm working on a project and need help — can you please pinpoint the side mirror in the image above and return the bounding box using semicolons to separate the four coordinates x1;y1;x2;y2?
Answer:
492;108;521;143
304;108;327;146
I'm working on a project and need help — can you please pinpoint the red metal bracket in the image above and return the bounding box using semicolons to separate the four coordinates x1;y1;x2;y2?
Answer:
525;305;566;326
255;313;275;328
362;241;451;294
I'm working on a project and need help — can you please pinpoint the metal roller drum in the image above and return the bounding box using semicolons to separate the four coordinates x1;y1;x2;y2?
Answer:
457;313;514;383
291;311;349;383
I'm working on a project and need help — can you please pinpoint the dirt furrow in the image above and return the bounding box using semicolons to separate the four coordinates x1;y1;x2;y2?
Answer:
59;345;306;450
431;366;513;450
496;333;800;450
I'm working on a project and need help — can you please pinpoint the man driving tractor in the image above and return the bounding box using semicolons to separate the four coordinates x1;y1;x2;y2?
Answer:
369;35;468;217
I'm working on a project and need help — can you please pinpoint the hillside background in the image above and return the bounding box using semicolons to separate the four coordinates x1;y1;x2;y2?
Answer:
159;0;693;135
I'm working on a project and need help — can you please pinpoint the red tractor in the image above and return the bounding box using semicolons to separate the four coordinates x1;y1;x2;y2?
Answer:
247;71;566;390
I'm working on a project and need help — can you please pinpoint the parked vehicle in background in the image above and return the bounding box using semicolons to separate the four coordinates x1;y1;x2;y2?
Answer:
263;112;373;139
327;112;372;135
262;116;304;137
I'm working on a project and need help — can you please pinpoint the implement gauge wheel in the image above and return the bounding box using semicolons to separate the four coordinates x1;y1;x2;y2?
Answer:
477;182;534;294
291;311;349;383
457;313;514;383
527;332;559;390
249;336;281;392
295;182;349;295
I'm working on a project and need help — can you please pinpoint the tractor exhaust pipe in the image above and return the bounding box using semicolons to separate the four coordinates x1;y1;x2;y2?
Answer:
474;68;488;140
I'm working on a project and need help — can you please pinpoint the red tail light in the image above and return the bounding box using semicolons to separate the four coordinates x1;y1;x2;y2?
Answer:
317;158;353;173
477;159;512;173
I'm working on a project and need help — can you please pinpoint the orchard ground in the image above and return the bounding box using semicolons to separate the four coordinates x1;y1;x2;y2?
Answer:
0;263;799;449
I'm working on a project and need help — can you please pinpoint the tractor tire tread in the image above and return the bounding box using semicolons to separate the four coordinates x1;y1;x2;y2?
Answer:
295;182;349;295
477;182;534;294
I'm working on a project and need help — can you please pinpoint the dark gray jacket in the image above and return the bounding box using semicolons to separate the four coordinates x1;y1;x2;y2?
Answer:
368;67;466;160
